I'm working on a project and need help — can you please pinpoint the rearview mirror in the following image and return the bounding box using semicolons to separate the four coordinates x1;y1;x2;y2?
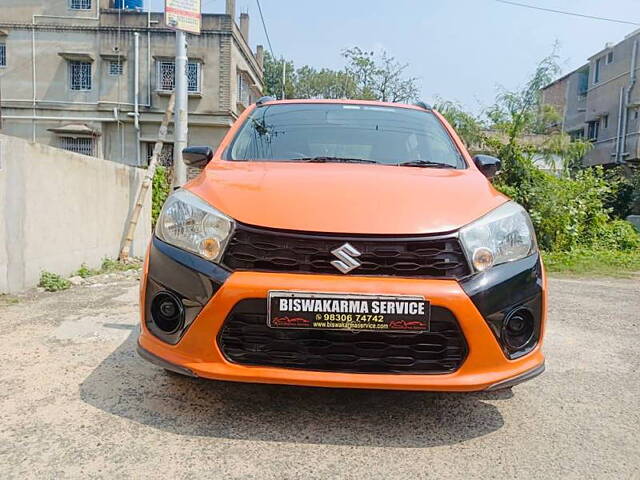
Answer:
182;146;214;168
473;155;501;180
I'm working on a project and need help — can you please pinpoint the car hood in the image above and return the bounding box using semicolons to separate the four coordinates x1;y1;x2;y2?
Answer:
187;161;508;235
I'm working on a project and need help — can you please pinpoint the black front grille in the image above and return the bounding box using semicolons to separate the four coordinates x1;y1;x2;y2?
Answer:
218;299;468;374
222;224;470;279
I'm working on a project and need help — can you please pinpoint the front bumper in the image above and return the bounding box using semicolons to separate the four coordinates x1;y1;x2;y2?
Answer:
138;237;546;392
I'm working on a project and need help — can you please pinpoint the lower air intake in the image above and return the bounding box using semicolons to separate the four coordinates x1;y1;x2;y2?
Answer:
218;299;468;374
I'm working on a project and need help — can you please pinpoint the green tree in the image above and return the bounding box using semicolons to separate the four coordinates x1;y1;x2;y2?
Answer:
372;50;420;102
482;51;565;190
343;47;419;102
261;48;419;103
532;103;563;134
295;65;357;99
433;98;486;148
538;132;592;178
486;51;560;150
262;51;296;99
341;47;378;99
480;52;640;252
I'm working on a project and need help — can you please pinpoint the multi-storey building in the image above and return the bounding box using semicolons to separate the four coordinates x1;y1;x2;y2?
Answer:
542;29;639;166
0;0;264;166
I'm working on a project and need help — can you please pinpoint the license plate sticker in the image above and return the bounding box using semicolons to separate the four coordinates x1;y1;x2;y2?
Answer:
268;291;430;333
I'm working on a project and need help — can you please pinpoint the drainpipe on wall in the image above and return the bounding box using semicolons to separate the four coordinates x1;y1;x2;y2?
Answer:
147;9;153;108
31;25;36;142
620;39;638;163
116;107;124;161
132;32;141;166
614;87;625;163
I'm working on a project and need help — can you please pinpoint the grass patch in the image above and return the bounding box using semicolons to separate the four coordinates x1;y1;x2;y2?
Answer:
38;271;71;292
100;257;141;273
74;258;141;279
542;248;640;277
76;263;96;278
0;295;20;306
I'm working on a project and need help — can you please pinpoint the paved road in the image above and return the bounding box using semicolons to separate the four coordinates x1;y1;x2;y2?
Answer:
1;274;639;479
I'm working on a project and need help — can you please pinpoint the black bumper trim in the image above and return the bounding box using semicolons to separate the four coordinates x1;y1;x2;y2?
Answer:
145;236;229;345
137;342;198;377
484;362;545;391
460;253;542;318
461;253;544;359
152;236;231;284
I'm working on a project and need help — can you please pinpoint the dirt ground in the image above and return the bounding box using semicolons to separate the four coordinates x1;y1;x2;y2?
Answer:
1;273;639;479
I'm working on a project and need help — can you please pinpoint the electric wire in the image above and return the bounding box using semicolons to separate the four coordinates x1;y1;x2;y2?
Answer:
495;0;640;26
256;0;275;58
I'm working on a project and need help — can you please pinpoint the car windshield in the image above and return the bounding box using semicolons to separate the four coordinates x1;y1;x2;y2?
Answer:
226;103;465;168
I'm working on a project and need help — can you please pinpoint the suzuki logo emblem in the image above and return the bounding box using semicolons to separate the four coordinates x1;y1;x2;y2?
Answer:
330;243;362;274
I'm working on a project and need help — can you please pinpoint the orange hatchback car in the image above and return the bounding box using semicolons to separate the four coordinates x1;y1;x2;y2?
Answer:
137;98;546;392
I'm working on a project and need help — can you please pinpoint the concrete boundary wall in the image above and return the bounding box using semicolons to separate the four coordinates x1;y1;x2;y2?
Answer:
0;134;151;293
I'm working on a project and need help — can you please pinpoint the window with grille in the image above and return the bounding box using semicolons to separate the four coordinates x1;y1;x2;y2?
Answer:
187;61;201;92
59;137;95;156
109;60;123;76
157;60;201;93
69;61;92;90
0;43;6;67
70;0;91;10
147;143;174;167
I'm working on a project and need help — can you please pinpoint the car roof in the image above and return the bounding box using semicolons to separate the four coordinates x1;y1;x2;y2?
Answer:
256;98;429;112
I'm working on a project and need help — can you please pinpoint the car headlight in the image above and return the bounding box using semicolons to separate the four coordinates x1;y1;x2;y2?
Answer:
156;189;234;262
460;201;537;272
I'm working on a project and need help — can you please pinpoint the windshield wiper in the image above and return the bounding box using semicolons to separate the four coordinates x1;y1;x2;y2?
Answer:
291;156;379;164
398;160;453;168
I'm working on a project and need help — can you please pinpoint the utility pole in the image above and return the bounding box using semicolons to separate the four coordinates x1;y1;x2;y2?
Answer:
165;0;201;185
173;29;188;187
281;57;286;100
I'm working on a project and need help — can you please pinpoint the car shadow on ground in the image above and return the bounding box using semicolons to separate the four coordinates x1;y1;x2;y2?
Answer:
79;329;509;448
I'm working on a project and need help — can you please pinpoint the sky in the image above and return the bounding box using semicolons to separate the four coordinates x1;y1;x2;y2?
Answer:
150;0;640;113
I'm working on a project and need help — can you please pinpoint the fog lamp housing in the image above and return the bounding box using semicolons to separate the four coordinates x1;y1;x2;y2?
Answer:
502;308;535;351
151;291;185;334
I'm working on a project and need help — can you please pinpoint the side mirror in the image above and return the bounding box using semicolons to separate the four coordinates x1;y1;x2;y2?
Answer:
474;155;501;180
182;146;214;168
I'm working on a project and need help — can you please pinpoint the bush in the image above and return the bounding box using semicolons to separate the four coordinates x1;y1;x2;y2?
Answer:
631;168;640;215
597;220;640;250
152;165;171;228
76;263;97;278
492;142;640;253
100;257;140;273
603;166;636;219
38;272;71;292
